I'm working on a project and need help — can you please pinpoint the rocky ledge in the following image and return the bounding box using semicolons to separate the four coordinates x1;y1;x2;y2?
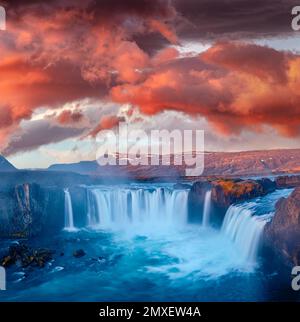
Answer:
275;175;300;189
1;243;53;268
0;183;64;238
211;178;275;208
189;178;276;225
264;188;300;266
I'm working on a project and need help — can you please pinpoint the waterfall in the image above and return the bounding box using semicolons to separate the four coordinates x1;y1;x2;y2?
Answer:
87;186;190;229
202;190;212;227
221;204;271;265
64;189;76;231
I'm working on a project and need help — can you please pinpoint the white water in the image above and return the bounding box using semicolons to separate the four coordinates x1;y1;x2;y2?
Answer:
87;185;190;229
202;190;212;227
221;204;272;265
64;189;76;232
72;185;292;272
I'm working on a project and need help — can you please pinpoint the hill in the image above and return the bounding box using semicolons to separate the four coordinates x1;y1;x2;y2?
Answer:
0;155;17;172
47;149;300;178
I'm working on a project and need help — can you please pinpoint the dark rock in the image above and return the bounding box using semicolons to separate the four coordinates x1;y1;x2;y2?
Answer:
210;178;275;225
275;175;300;189
73;249;86;258
68;186;88;228
211;179;265;208
1;244;53;268
188;181;212;223
0;183;65;238
264;188;300;266
189;177;276;227
173;183;191;190
257;178;277;194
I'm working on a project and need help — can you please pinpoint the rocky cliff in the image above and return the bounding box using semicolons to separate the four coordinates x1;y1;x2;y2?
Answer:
47;149;300;178
189;178;276;225
275;175;300;189
264;188;300;266
188;181;212;223
0;183;64;238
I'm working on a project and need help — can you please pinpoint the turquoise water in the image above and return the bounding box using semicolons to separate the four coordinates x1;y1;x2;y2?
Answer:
0;187;298;302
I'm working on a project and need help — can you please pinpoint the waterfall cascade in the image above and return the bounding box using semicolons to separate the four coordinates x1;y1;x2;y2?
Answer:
86;186;190;229
202;190;212;227
63;183;293;272
221;204;272;265
64;189;76;231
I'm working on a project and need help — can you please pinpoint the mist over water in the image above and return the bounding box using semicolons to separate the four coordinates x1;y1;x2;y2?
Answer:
1;184;296;301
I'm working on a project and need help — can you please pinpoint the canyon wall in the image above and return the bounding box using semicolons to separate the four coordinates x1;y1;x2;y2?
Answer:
264;188;300;266
188;178;276;226
0;183;64;238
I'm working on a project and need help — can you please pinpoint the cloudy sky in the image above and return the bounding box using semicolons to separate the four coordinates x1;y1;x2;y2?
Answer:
0;0;300;168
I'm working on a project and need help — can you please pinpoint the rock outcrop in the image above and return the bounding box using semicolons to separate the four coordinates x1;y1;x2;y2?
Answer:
211;178;275;208
264;188;300;266
275;175;300;189
188;181;212;223
73;249;86;258
189;177;276;225
212;178;276;225
1;243;53;268
0;183;64;238
69;186;88;227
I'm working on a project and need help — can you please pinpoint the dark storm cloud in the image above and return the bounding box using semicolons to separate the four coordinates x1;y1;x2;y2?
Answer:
174;0;299;40
2;120;85;156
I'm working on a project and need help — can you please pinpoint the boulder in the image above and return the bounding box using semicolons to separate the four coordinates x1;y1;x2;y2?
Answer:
1;243;53;268
264;188;300;266
73;249;86;258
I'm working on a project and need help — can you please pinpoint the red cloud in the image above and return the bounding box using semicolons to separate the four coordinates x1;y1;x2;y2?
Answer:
1;1;300;156
0;0;178;152
88;115;125;137
56;110;84;124
111;42;300;137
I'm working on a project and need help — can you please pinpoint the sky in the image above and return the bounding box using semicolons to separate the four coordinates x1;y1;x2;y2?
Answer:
0;0;300;169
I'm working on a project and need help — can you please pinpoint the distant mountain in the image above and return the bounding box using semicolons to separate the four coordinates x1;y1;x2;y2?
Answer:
48;160;98;173
0;155;17;171
0;155;17;172
204;149;300;176
47;149;300;178
47;159;181;178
